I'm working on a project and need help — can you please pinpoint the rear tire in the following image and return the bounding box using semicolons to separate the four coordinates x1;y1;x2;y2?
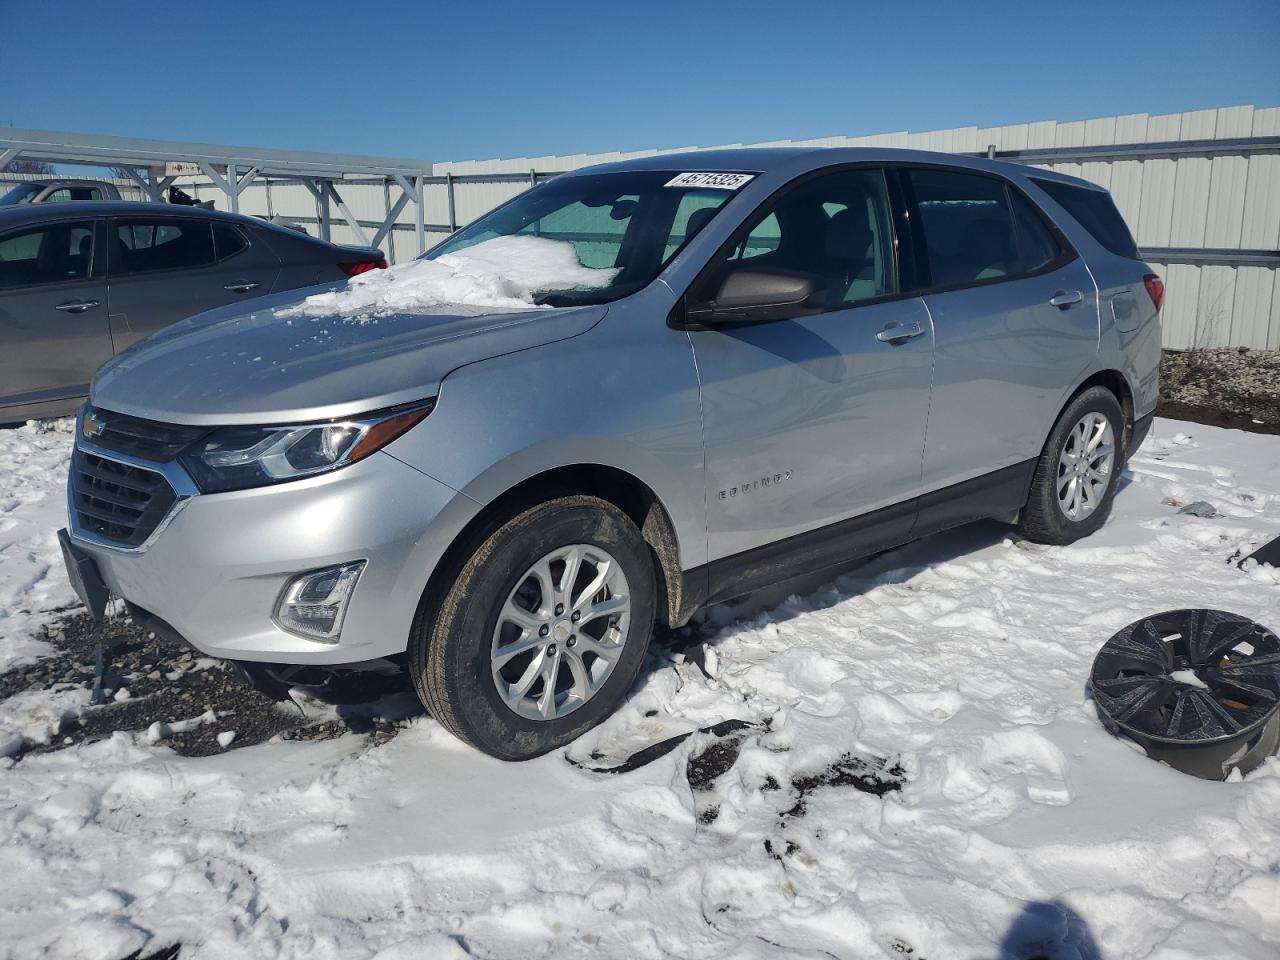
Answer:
1018;386;1125;545
409;495;655;760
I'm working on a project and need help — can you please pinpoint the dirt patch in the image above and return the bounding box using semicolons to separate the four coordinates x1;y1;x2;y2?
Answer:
1159;348;1280;435
781;752;906;820
1;612;419;760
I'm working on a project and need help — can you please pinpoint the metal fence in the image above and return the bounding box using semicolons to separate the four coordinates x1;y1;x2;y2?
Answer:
6;104;1278;349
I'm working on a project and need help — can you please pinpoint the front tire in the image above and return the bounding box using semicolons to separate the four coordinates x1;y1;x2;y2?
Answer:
409;495;656;760
1018;386;1125;545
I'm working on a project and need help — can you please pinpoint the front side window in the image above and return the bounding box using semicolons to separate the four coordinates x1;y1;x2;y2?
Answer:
428;170;741;306
0;222;94;289
907;169;1063;288
114;219;216;275
695;167;898;310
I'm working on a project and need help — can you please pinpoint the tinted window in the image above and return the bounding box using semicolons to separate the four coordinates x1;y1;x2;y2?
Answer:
1032;178;1139;259
701;167;897;309
0;183;42;207
114;219;215;275
213;223;248;260
908;169;1062;288
0;222;94;289
43;187;102;202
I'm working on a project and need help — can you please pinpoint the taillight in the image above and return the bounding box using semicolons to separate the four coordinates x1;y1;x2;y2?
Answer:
1143;273;1164;312
339;258;388;277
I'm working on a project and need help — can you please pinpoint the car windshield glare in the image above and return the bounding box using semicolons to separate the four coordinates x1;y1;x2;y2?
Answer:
425;171;744;306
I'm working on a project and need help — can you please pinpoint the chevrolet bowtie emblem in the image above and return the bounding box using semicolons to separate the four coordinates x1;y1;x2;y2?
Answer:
83;412;107;440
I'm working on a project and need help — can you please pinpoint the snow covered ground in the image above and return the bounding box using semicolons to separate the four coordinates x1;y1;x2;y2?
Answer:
1;417;1279;960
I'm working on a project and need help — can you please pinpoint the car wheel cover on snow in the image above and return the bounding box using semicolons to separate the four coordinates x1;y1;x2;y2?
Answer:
1057;411;1115;521
490;543;632;722
1091;609;1280;778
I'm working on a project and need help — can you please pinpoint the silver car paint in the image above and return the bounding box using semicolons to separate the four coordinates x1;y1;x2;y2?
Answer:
93;289;611;425
74;147;1161;665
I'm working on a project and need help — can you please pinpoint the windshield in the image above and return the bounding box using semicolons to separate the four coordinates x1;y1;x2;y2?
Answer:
426;170;747;306
0;183;42;207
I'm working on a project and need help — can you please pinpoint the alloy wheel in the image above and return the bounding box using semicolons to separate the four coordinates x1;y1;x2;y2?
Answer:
490;543;631;721
1057;411;1115;521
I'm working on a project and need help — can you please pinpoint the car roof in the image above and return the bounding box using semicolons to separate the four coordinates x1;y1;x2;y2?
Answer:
0;200;269;230
566;145;1099;190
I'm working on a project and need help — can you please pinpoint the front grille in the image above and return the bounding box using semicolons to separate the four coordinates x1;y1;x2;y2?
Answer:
71;448;178;548
83;406;208;461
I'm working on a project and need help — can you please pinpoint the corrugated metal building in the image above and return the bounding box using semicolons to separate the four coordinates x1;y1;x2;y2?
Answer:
6;105;1277;348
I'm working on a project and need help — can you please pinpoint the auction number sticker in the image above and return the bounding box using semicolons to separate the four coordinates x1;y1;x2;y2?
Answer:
665;172;755;190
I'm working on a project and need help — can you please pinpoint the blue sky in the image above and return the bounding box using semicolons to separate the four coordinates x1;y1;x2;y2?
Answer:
3;0;1277;162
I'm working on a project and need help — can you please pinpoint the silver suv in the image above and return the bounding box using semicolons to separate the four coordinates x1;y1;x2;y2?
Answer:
59;148;1162;759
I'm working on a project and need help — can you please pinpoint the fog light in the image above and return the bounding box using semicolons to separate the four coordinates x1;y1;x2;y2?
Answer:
274;561;366;642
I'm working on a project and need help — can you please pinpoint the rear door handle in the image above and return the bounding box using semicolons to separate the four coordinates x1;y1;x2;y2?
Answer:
55;299;100;313
223;280;260;293
875;320;925;344
1049;289;1083;308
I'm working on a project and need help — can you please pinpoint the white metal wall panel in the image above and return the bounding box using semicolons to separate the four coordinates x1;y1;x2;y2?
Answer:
6;105;1273;347
1231;266;1277;349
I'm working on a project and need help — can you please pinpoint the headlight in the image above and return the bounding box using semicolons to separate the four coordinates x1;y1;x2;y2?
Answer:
180;400;434;493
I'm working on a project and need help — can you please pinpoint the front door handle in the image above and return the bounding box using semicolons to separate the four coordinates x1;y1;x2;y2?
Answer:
1049;289;1083;309
223;280;260;293
55;299;100;313
875;320;926;344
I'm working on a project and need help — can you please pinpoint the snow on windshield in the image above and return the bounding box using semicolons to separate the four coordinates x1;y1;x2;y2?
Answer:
282;235;620;318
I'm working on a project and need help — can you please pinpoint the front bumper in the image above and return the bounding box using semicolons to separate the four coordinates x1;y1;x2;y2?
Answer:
67;447;469;665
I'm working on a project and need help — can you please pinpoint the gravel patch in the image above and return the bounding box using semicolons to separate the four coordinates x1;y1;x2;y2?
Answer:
0;611;420;759
1159;348;1280;434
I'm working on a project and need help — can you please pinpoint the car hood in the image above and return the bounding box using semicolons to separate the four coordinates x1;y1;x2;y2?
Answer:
90;285;608;425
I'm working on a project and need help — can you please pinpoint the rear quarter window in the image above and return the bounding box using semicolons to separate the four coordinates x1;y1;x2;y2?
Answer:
1031;178;1139;260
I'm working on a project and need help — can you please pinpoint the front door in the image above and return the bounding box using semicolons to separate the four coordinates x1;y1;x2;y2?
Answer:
0;218;111;411
684;167;935;596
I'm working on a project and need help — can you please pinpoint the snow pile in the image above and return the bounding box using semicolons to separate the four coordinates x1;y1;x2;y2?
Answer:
0;419;76;671
0;419;1279;958
283;235;620;318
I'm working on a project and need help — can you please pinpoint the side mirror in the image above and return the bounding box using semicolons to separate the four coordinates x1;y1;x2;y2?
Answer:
685;269;820;327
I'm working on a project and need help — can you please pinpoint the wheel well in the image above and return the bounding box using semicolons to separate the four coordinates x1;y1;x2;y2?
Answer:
421;465;688;631
1076;369;1135;450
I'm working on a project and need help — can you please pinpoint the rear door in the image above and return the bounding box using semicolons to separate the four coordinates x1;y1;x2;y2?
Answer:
0;218;112;410
902;166;1099;494
106;216;280;351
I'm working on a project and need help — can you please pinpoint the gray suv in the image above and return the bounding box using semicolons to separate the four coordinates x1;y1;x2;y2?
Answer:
59;148;1162;759
1;202;387;421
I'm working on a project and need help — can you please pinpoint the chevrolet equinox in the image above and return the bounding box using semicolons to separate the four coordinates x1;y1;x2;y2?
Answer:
59;148;1162;759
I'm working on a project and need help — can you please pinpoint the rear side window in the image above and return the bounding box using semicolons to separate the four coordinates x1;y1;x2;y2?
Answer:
114;219;216;275
0;222;94;289
1032;178;1140;259
907;169;1063;288
213;223;248;261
